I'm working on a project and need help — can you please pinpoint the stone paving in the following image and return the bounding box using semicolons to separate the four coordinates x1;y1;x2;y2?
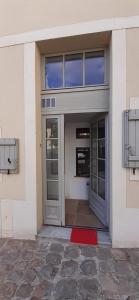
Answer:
0;237;139;299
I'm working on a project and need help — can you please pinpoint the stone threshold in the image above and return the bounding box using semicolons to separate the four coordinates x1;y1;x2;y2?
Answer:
38;226;111;246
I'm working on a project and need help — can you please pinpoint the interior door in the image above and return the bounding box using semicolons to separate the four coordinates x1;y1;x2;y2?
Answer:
42;115;64;226
89;116;108;226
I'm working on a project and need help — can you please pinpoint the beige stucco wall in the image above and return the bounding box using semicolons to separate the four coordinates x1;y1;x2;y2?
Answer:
0;44;25;200
0;0;139;37
126;27;139;208
35;45;43;230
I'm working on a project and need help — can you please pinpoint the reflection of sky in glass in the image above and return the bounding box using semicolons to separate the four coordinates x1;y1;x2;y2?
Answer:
65;54;83;87
46;56;63;89
85;53;104;85
45;52;105;89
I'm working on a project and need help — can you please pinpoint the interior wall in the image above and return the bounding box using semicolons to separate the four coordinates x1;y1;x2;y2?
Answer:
65;121;90;200
0;0;139;37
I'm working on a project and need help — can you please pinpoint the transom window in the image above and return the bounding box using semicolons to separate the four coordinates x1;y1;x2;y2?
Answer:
45;50;105;89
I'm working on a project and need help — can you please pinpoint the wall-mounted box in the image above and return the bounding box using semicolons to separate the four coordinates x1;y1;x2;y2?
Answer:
0;139;19;174
124;110;139;168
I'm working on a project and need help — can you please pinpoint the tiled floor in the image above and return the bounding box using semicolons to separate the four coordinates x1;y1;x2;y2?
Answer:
0;237;139;299
65;199;105;229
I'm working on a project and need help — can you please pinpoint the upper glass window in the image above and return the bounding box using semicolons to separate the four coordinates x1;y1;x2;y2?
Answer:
64;54;83;87
46;56;63;89
85;51;104;85
45;50;105;89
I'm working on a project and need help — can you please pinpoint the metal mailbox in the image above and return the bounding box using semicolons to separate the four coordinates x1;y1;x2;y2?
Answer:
0;138;19;173
124;110;139;168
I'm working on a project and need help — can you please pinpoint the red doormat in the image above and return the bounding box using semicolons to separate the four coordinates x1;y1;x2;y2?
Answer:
70;228;98;245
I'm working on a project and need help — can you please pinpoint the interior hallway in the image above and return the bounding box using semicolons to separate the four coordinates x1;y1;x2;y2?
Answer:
65;199;105;229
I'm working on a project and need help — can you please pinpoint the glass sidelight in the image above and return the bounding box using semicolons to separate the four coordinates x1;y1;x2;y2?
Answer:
43;115;64;226
46;118;59;201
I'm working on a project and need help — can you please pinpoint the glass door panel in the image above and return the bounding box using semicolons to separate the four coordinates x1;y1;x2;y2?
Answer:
98;159;105;179
43;115;64;226
98;178;105;199
46;118;58;138
47;181;59;200
46;118;59;201
98;139;105;158
98;119;105;138
46;140;58;159
91;159;97;176
92;175;97;193
89;117;107;226
46;160;58;180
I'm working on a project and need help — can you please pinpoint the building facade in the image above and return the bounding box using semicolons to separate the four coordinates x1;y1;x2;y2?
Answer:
0;0;139;247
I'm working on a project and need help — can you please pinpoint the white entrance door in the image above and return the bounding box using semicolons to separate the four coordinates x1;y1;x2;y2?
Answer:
89;116;108;226
42;115;65;226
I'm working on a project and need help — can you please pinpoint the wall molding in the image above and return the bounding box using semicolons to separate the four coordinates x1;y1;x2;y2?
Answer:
0;15;139;48
111;29;126;246
23;42;37;235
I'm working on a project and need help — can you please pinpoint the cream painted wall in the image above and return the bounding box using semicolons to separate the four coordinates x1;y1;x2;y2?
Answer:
0;0;139;37
126;28;139;208
65;122;90;200
0;44;25;200
35;45;43;230
0;42;42;239
110;28;139;248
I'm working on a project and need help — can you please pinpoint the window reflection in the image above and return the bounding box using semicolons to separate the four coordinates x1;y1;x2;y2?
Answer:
98;119;105;138
98;178;105;200
98;159;105;179
65;54;83;87
85;51;104;85
98;140;105;159
45;51;105;89
46;119;58;138
46;56;63;89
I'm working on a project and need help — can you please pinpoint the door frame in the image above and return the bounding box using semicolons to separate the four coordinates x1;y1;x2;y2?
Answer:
42;114;65;226
90;113;109;227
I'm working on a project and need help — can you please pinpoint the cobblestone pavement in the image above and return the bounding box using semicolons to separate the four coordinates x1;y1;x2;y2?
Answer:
0;237;139;299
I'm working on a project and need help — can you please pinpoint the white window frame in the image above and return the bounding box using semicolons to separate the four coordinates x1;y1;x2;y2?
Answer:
42;48;107;91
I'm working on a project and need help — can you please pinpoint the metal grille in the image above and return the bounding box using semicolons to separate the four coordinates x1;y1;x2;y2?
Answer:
41;97;56;108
